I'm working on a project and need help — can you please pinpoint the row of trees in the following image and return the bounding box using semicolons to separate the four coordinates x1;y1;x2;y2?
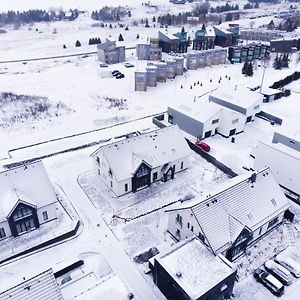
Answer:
89;37;101;45
0;9;79;25
273;54;290;69
244;2;259;9
210;3;239;14
91;6;128;21
270;71;300;89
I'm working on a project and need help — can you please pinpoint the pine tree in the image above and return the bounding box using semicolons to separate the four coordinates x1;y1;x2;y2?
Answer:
125;26;129;31
273;55;282;70
246;62;253;77
118;33;124;41
181;26;185;33
75;40;81;47
145;18;150;28
136;33;140;39
63;44;67;49
152;16;156;22
242;61;249;75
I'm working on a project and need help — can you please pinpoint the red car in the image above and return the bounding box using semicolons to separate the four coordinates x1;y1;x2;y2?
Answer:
195;141;210;152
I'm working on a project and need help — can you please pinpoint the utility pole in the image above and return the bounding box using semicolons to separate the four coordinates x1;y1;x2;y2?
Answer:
259;59;266;94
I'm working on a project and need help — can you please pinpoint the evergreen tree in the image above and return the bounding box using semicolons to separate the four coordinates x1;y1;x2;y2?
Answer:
273;55;282;70
128;10;132;17
136;33;140;39
125;25;129;30
246;62;253;77
152;16;156;22
145;18;150;28
63;44;67;49
242;61;249;74
75;40;81;47
118;33;124;41
181;26;185;33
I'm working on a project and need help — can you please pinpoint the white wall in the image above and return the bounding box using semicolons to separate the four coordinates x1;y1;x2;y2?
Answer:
202;112;222;138
254;142;300;196
0;220;12;239
218;110;246;137
37;203;57;225
167;209;208;244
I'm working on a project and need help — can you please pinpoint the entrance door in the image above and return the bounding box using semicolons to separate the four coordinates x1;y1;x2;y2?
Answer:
229;128;236;136
204;130;212;138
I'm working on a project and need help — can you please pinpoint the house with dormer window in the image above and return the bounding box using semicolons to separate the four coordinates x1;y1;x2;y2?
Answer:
166;168;291;261
90;125;192;196
0;161;58;240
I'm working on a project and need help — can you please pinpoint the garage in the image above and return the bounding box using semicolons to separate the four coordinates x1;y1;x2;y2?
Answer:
204;130;212;138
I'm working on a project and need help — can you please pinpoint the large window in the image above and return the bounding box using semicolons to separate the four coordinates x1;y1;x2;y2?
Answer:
268;217;279;229
0;228;5;239
136;165;149;177
13;206;33;221
153;172;158;182
16;218;35;235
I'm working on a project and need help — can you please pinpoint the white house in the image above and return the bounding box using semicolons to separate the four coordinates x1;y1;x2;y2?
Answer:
0;161;58;240
167;100;246;139
166;168;291;261
209;87;263;123
90;125;192;196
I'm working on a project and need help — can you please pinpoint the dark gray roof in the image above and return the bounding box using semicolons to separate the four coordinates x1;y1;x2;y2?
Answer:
0;269;63;300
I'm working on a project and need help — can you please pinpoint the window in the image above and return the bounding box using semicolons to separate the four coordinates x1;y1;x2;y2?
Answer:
187;222;190;229
153;172;158;182
42;211;48;221
0;228;5;238
212;118;219;124
136;165;149;177
16;218;35;235
254;105;260;110
268;217;279;229
168;115;174;124
259;227;263;235
96;157;100;165
108;168;113;178
176;214;183;227
271;199;277;207
110;181;113;188
13;206;33;221
290;140;295;144
180;162;184;169
191;225;194;232
125;184;128;192
232;118;239;124
198;232;204;241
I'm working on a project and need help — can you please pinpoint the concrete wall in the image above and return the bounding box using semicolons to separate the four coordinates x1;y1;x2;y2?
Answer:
272;131;300;152
168;107;204;139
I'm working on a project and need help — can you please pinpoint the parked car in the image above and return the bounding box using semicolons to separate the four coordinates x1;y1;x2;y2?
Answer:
264;260;293;285
112;70;120;76
124;62;134;68
99;63;108;67
195;141;210;152
275;256;300;278
116;73;125;79
254;268;285;297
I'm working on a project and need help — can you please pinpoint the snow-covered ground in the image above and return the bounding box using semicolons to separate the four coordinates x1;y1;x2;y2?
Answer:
0;1;300;299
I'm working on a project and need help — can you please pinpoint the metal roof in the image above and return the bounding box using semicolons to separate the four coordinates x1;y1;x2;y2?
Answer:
0;269;63;300
0;161;58;221
91;125;192;181
167;168;290;254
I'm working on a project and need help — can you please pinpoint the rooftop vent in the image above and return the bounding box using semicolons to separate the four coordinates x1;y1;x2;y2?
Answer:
176;271;182;278
250;173;256;183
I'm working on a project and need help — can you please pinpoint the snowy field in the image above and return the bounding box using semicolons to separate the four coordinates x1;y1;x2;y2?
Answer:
0;1;300;299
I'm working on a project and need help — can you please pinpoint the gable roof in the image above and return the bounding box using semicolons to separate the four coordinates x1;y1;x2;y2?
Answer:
0;269;63;300
0;161;57;221
166;168;290;254
91;125;192;181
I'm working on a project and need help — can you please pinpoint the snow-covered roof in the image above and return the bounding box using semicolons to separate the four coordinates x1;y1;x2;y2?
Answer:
213;26;232;35
0;161;57;221
275;118;300;142
170;101;222;123
155;237;235;299
159;30;179;40
166;168;290;254
206;26;216;37
91;125;192;181
260;87;282;96
0;269;63;300
210;88;263;110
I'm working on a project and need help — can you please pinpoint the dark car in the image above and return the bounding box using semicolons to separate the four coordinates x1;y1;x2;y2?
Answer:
116;73;125;79
112;70;120;76
254;268;284;297
99;63;108;67
195;141;210;152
